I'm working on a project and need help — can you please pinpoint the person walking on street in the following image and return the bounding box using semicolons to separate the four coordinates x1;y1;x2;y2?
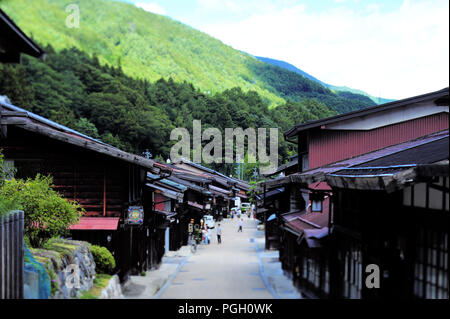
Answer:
216;223;222;244
206;227;211;244
202;227;207;244
238;219;243;232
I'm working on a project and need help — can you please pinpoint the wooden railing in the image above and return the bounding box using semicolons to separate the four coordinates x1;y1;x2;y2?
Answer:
0;210;24;299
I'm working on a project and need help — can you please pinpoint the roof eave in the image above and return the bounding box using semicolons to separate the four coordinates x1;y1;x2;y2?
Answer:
284;87;449;139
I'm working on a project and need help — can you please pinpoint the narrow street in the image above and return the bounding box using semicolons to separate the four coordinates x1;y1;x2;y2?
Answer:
122;215;302;299
157;217;273;299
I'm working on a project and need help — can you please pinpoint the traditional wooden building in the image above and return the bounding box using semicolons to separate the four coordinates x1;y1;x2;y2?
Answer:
279;206;330;298
325;131;449;299
167;174;213;247
0;101;171;280
173;159;250;219
260;87;449;298
263;154;299;179
145;173;185;266
0;9;45;63
284;87;449;173
259;185;290;249
0;9;46;300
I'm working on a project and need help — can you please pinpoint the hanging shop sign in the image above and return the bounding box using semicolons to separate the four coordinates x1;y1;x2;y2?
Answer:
127;206;144;225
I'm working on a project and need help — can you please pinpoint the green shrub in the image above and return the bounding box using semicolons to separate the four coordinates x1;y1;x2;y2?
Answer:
0;197;21;217
0;174;84;247
80;274;112;299
0;152;20;217
89;245;116;274
0;151;16;188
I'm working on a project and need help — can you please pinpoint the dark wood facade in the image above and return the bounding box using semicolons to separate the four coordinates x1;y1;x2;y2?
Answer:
329;176;449;299
0;123;159;280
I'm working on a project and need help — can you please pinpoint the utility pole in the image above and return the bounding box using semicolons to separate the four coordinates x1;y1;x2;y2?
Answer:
252;167;258;181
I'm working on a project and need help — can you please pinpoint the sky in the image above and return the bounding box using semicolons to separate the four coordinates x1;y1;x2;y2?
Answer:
123;0;449;100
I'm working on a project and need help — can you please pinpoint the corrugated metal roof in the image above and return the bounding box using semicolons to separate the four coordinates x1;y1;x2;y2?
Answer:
167;176;212;196
271;130;450;187
355;137;448;168
145;183;183;200
209;185;231;195
265;187;286;198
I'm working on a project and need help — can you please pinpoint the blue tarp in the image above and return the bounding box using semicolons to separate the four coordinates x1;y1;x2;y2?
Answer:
23;244;51;299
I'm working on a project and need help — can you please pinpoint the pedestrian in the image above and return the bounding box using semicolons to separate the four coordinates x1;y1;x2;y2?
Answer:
216;223;222;244
202;227;207;244
238;218;243;232
206;228;211;244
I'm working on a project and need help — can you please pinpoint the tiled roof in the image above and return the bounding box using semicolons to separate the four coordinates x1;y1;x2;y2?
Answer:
282;207;329;236
264;130;449;188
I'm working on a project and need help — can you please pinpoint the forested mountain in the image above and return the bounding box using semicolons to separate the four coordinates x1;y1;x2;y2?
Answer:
1;0;375;113
0;47;337;176
0;0;379;176
256;56;395;105
256;56;327;87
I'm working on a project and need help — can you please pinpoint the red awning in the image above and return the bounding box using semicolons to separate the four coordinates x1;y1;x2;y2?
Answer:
69;217;119;230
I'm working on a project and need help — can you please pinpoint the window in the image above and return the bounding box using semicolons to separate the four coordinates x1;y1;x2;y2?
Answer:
413;183;427;208
311;199;322;212
323;265;330;294
342;243;363;299
414;229;448;299
404;178;449;212
301;154;309;172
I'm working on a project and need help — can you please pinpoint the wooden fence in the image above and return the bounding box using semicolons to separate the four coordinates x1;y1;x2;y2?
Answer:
0;210;24;299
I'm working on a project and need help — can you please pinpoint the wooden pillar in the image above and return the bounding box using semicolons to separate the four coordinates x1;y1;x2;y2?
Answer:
290;185;304;212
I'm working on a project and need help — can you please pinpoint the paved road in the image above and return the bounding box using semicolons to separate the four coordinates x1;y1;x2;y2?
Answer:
158;216;274;299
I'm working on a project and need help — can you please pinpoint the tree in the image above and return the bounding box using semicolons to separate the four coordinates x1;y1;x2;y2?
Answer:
0;174;84;247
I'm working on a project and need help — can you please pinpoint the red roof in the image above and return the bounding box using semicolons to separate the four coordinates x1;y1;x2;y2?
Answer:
310;181;332;191
282;208;329;235
69;217;119;230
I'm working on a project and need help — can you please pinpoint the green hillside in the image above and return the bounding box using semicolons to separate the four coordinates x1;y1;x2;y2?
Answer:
0;47;337;177
0;0;375;112
328;84;395;104
1;0;284;105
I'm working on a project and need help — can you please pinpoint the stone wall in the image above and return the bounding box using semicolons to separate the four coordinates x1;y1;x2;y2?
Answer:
28;239;96;299
99;275;124;299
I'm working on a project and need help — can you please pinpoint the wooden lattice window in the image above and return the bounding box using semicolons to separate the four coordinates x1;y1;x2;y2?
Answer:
414;228;448;299
342;243;363;299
